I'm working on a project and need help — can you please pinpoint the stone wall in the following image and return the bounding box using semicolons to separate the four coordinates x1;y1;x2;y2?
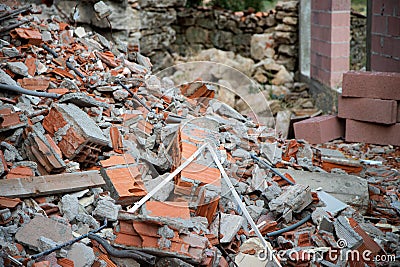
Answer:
171;1;299;72
55;0;299;73
350;11;367;70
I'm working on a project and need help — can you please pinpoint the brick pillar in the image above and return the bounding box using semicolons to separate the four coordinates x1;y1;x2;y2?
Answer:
370;0;400;72
310;0;351;88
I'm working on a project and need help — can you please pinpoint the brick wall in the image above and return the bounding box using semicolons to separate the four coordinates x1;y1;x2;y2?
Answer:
310;0;351;88
370;0;400;72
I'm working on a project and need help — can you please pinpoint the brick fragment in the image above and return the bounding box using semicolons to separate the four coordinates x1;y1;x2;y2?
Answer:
24;129;66;174
345;119;400;146
19;77;50;91
0;196;21;209
0;150;8;176
43;103;109;167
57;258;75;267
294;115;345;144
109;126;124;154
180;80;215;99
342;71;400;100
100;154;136;168
25;56;36;76
114;218;207;264
338;96;398;124
6;166;34;179
101;166;147;206
12;28;42;45
47;88;69;95
144;201;190;220
0;108;27;132
32;261;50;267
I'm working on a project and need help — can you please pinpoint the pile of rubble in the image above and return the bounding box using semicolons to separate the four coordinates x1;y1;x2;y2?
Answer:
0;3;399;267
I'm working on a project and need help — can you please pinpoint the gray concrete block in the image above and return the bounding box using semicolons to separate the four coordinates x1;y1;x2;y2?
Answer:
278;169;369;214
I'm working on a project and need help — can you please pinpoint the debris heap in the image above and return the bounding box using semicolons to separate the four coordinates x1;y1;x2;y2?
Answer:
0;3;399;267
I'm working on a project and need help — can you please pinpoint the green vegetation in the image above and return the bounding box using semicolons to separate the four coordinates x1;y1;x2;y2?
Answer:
352;0;367;15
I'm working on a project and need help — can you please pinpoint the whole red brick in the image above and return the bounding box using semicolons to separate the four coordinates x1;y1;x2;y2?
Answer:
345;119;400;146
294;115;345;144
338;96;398;124
342;71;400;100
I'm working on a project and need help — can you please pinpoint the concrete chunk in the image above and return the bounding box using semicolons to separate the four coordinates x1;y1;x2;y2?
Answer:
334;216;363;249
279;169;369;214
60;194;79;222
210;213;245;243
7;62;28;76
15;216;73;251
92;198;121;222
67;243;95;267
269;184;312;213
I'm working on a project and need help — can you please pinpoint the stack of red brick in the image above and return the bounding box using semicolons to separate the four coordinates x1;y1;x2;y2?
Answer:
338;71;400;146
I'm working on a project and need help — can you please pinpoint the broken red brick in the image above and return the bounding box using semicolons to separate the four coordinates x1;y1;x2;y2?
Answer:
0;108;27;132
19;77;50;91
25;56;37;76
181;161;221;185
95;51;118;68
0;196;21;209
294;115;345;144
92;247;116;267
295;231;312;247
348;218;383;266
12;28;42;45
100;154;136;168
196;196;220;224
321;158;363;174
137;119;153;135
32;261;50;267
144;201;190;219
114;218;207;263
180;80;215;99
57;258;74;267
110;126;124;154
259;221;278;235
6;166;34;179
51;68;74;79
47;88;69;95
42;104;109;166
101;166;147;205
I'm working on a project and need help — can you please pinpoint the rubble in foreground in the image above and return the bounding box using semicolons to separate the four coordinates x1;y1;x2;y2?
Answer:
0;3;399;267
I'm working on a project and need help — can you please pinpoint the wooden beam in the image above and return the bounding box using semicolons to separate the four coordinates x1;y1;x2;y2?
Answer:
0;170;105;198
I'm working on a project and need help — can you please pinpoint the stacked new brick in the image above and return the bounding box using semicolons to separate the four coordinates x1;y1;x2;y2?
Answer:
338;71;400;146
